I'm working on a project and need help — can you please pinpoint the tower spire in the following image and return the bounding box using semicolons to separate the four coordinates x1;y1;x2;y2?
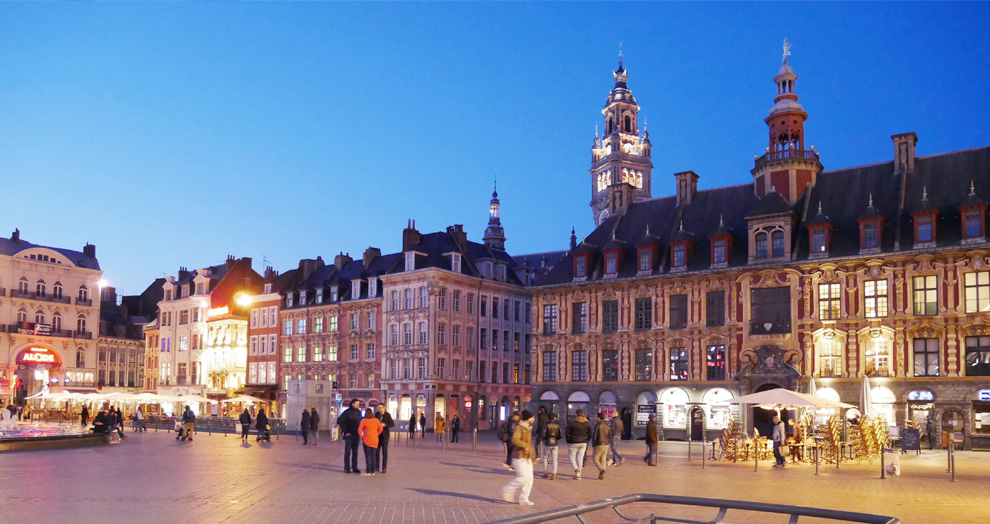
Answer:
483;182;506;250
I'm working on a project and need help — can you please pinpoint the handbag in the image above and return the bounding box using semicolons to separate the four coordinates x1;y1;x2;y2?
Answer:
780;445;790;455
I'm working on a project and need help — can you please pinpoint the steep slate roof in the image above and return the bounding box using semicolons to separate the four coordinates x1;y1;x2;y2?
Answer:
0;235;101;270
536;146;990;286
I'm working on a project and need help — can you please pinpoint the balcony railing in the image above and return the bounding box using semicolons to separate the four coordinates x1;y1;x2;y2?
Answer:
74;330;93;340
750;320;792;335
9;290;71;304
754;148;820;167
77;297;93;306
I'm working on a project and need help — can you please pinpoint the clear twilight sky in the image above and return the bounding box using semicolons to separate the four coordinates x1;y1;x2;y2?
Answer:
2;3;989;296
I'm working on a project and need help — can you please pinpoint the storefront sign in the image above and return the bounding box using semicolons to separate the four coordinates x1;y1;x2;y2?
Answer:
978;389;990;402
34;323;51;336
636;404;656;426
17;347;58;365
207;306;229;318
598;402;616;420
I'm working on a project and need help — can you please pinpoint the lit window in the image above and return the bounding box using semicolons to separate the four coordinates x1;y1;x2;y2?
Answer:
818;283;841;320
965;272;990;313
912;275;938;316
864;280;888;318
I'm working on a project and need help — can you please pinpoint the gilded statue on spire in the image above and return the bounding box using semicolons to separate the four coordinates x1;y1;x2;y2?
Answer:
782;37;792;63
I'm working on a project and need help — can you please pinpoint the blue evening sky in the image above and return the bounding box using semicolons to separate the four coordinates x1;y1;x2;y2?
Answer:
2;3;988;295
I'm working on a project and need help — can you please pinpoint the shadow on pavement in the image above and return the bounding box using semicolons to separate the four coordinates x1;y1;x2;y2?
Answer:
409;488;504;504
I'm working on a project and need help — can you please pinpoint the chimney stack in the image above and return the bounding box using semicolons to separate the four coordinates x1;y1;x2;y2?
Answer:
446;224;468;249
363;247;381;268
674;171;700;206
334;252;353;270
892;132;918;173
402;219;422;251
83;243;96;258
11;229;20;242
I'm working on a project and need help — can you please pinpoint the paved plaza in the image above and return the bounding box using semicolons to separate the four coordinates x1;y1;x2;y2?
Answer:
0;428;986;524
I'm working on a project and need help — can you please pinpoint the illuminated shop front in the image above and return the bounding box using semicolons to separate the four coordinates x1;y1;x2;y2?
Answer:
14;346;62;399
702;387;733;430
660;387;689;429
870;386;897;426
907;389;936;428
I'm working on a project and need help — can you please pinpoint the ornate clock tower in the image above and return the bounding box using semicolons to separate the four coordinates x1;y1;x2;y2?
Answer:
590;55;653;226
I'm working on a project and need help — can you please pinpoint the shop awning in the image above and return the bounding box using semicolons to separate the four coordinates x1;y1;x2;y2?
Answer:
234;385;277;400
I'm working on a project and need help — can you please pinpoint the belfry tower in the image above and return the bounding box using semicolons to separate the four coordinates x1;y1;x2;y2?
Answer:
483;184;506;250
751;40;823;203
589;54;653;226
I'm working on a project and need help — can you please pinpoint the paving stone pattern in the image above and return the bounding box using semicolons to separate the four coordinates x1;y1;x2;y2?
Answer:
0;429;986;524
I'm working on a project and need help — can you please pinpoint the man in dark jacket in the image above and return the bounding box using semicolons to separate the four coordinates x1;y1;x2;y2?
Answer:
926;416;937;450
418;412;426;439
300;408;311;445
566;410;592;480
534;407;550;460
310;408;320;445
239;409;252;443
80;405;89;428
644;413;659;466
376;404;395;473
542;413;563;480
408;413;417;440
181;406;196;441
338;399;363;474
592;412;613;479
92;410;110;434
609;413;623;466
502;412;520;470
450;415;460;443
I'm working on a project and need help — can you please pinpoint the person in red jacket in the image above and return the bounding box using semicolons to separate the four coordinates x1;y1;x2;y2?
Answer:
358;409;384;476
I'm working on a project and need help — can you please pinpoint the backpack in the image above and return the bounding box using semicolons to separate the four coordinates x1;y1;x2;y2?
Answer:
497;421;511;443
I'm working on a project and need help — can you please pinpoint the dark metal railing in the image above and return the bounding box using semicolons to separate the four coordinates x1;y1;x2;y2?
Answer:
755;148;820;165
489;493;899;524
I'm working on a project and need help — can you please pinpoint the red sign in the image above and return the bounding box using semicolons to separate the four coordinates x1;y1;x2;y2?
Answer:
17;347;59;366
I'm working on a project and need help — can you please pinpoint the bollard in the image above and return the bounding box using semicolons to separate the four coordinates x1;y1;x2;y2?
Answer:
472;428;478;453
754;442;759;473
688;438;692;461
814;445;819;476
702;438;706;469
951;443;956;482
947;440;952;473
880;448;886;480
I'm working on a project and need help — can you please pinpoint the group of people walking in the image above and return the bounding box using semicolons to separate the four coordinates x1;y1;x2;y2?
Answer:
501;407;660;505
338;399;395;476
237;408;271;443
298;407;321;445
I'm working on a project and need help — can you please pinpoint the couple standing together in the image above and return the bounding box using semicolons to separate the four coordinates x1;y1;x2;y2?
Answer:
338;399;395;475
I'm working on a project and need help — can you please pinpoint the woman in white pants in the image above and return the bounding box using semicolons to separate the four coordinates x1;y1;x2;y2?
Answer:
501;410;536;506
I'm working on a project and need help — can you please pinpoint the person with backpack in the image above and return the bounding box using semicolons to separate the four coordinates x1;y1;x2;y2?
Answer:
499;412;520;471
566;410;591;480
541;413;563;480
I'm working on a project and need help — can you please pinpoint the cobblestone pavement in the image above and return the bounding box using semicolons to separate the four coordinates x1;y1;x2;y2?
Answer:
0;428;985;524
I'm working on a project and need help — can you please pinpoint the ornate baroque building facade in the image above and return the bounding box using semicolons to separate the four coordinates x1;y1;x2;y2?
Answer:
531;56;990;449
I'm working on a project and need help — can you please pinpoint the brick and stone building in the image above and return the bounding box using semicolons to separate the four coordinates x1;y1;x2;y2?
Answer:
530;55;990;449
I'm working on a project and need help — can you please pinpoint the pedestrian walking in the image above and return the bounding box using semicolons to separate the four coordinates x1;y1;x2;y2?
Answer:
609;413;624;466
358;409;383;476
499;412;520;470
180;406;195;441
310;408;320;445
450;415;460;443
501;410;536;506
338;399;363;474
926;416;937;450
239;408;252;443
408;413;417;441
255;408;269;442
534;406;549;460
300;408;311;445
115;407;127;439
566;410;591;480
375;404;394;473
771;415;786;468
132;407;146;432
541;413;562;480
418;412;426;439
80;405;89;428
644;414;659;466
435;414;445;441
591;412;612;480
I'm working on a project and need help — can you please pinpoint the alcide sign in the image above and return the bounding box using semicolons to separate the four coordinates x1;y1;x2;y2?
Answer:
17;347;58;365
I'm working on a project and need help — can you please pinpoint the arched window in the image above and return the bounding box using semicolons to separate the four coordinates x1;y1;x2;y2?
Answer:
624;115;631;132
771;230;785;257
78;285;89;302
606;117;613;135
17;309;27;323
36;279;46;297
77;315;87;334
755;232;768;258
53;282;63;299
35;310;45;324
52;312;62;332
76;349;85;368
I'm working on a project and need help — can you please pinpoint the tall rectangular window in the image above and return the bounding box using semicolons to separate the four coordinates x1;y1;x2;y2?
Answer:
403;323;412;345
418;322;427;345
418;358;427;379
391;291;399;311
466;327;474;348
543;305;558;335
452;360;460;381
492;330;499;350
503;362;510;384
480;296;487;317
572;351;588;382
965;271;990;314
669;294;688;329
491;362;498;383
811;228;827;254
712;239;726;264
771;231;785;257
670;348;688;381
390;325;398;346
453;290;461;313
602;300;619;333
672;244;685;268
480;360;487;383
542;351;557;382
917;214;933;243
639;249;651;271
913;275;939;316
706;291;725;327
297;319;307;334
402;359;411;379
366;343;375;360
437;323;446;345
605;252;618;274
964;209;982;238
864;280;888;318
405;289;413;310
634;298;652;330
479;328;487;351
437;358;445;380
465;361;474;382
575;256;587;278
350;344;359;360
572;302;587;334
329;316;338;332
862;222;879;249
706;345;726;381
913;338;939;377
492;298;499;319
818;283;841;320
327;345;338;361
602;350;618;381
350;313;358;331
751;287;791;334
453;325;461;347
965;336;990;377
635;349;653;381
514;301;520;321
313;346;323;362
467;293;475;314
438;288;447;310
420;287;428;308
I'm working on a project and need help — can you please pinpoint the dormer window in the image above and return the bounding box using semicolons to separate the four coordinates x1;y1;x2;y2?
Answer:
862;221;880;249
316;288;323;303
755;232;768;258
286;293;294;307
575;256;587;278
771;231;785;257
330;287;339;302
196;282;205;295
351;281;361;300
496;264;506;281
672;244;686;268
964;209;983;238
405;252;416;271
605;252;618;275
451;254;462;273
712;239;727;264
916;213;935;243
369;278;378;297
638;248;651;272
299;291;307;305
264;283;272;294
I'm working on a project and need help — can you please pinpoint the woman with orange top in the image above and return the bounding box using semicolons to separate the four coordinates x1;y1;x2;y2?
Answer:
358;409;384;476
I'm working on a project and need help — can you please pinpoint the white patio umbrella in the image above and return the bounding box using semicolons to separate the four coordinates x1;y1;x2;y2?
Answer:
807;377;818;397
171;394;216;404
727;388;853;410
860;375;873;419
221;395;266;404
131;392;169;403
